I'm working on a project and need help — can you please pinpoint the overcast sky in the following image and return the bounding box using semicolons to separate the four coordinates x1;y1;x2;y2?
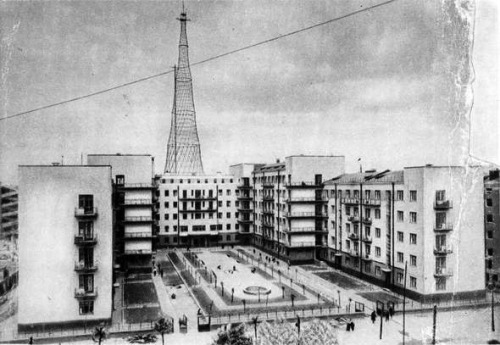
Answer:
0;0;498;184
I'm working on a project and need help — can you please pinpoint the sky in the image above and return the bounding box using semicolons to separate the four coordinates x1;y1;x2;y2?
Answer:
0;0;498;184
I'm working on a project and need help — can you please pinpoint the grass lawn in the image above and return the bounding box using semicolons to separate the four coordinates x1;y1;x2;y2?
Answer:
124;282;159;305
125;306;162;323
315;271;371;290
300;264;328;272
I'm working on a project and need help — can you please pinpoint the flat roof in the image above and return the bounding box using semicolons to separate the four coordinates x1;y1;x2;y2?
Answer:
87;154;152;157
19;165;112;168
285;155;345;158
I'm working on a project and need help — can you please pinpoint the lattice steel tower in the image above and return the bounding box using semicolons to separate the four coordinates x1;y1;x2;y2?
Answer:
164;9;204;175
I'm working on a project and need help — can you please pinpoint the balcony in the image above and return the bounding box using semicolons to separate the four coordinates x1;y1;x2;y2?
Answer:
124;232;154;239
74;261;98;272
434;223;453;232
363;199;381;206
122;199;153;206
286;181;322;189
120;183;155;189
434;245;453;255
286;212;328;218
122;216;153;223
179;208;217;213
287;241;316;248
362;253;372;261
179;195;217;201
237;194;253;201
434;200;453;210
262;195;274;201
342;198;360;205
262;183;275;188
238;182;252;189
347;216;360;223
347;249;359;257
238;218;253;224
123;249;153;255
434;268;453;277
287;227;327;233
362;236;372;243
362;217;372;225
287;197;327;203
348;233;360;241
74;234;98;246
74;287;98;299
74;207;98;218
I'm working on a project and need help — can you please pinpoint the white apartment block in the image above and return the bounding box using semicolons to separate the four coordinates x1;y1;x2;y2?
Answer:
251;156;345;264
87;154;154;274
324;165;485;301
18;165;113;330
156;174;240;247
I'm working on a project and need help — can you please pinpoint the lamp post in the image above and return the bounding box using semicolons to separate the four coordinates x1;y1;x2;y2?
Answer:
243;299;246;313
231;288;235;303
337;290;341;308
221;282;224;297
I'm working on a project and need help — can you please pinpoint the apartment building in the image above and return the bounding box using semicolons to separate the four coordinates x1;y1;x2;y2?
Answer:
156;174;240;247
87;154;155;274
0;183;18;244
230;164;264;245
18;165;113;330
251;156;345;264
484;169;500;290
324;165;485;301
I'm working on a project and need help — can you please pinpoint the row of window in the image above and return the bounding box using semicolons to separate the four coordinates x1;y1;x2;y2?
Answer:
163;212;239;220
162;200;238;208
160;189;236;197
330;189;419;202
163;223;239;232
160;178;236;184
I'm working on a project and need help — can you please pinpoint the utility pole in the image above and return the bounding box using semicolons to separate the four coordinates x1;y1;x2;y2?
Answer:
379;304;384;340
432;305;437;345
403;261;407;345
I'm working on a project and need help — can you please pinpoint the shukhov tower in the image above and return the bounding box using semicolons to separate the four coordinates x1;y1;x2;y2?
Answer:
164;10;204;175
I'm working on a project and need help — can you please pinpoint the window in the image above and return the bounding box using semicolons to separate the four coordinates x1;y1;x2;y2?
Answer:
375;266;381;276
79;301;94;315
397;252;404;263
227;190;231;196
410;233;417;245
78;195;94;213
164;202;169;208
410;212;417;223
396;190;404;201
365;209;371;219
79;274;94;292
488;231;494;239
397;231;404;242
173;190;177;197
374;190;381;200
396;272;404;284
218;213;222;219
487;214;494;223
346;223;351;232
164;226;169;233
397;211;404;222
436;278;446;291
226;212;231;218
487;199;493;207
375;209;381;219
375;228;381;238
409;190;417;202
345;207;350;216
164;214;169;220
375;247;381;257
210;225;217;231
226;224;231;230
365;190;371;199
218;201;223;207
164;190;169;197
410;255;417;266
180;226;188;232
173;214;178;220
436;212;447;227
435;190;446;202
346;240;351;249
410;277;417;288
78;221;93;238
173;202;178;208
226;201;231;207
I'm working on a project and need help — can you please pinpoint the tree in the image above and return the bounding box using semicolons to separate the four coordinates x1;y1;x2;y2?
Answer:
212;324;252;345
92;324;107;345
252;316;259;341
154;317;174;345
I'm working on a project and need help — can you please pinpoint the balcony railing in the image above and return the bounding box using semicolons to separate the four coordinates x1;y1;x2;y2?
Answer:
347;216;360;223
74;287;98;299
348;233;360;240
122;199;153;206
124;232;153;239
286;212;328;218
362;217;372;225
179;196;217;201
434;245;453;255
74;234;98;245
288;241;316;247
363;199;381;206
262;195;275;201
262;183;275;188
288;227;327;233
362;236;372;243
434;268;453;277
287;197;327;203
123;216;153;222
238;218;253;224
362;253;372;260
286;181;322;188
341;198;360;205
74;261;98;272
124;249;153;255
434;223;453;232
347;249;359;257
434;200;453;210
74;207;98;218
237;194;253;200
120;183;154;189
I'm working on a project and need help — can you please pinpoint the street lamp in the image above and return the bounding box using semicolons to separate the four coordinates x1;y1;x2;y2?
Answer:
337;290;341;308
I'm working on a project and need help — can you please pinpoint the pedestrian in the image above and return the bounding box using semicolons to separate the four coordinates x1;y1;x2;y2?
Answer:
350;321;355;331
385;310;390;321
389;306;394;318
370;310;376;323
346;322;351;332
153;270;157;277
160;269;164;277
29;337;33;344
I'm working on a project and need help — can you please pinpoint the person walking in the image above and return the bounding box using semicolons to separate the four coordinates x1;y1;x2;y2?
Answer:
371;310;377;323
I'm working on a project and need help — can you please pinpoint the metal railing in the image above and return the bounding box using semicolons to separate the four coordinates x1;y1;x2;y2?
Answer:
121;183;154;188
434;200;453;209
288;241;316;247
341;198;359;205
433;245;453;255
74;261;98;272
434;223;453;231
434;268;453;277
124;232;153;239
122;199;153;205
74;234;98;245
74;207;98;217
74;287;98;299
123;249;153;255
123;216;153;222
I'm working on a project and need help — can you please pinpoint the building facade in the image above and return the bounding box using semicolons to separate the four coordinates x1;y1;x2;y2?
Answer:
87;154;155;274
484;169;500;290
156;174;240;248
18;165;113;330
251;156;345;264
323;165;485;301
0;183;18;244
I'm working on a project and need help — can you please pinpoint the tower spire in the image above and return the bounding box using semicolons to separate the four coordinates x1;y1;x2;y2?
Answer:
164;8;204;175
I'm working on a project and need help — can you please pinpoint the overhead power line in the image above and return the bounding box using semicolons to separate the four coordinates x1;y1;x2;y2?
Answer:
0;0;398;122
